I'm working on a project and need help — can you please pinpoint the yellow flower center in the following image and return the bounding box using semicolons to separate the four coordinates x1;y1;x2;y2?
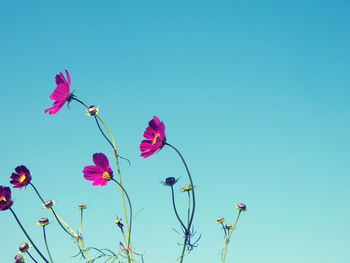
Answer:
19;173;26;183
152;133;161;145
102;171;111;181
0;195;6;202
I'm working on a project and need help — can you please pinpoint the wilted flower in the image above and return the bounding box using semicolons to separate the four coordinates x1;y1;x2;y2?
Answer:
0;186;12;211
37;218;49;226
19;242;29;253
140;116;166;158
83;153;113;186
216;217;224;224
14;254;24;263
162;177;178;186
10;165;31;189
235;203;247;211
181;184;193;192
44;70;72;114
87;105;99;116
77;204;87;210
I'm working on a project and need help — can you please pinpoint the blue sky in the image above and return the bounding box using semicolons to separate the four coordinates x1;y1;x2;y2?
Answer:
1;0;349;262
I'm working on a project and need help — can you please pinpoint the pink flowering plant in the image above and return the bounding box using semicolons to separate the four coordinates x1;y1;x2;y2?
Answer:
1;69;246;263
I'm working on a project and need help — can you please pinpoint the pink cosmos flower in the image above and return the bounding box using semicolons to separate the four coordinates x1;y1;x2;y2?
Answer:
44;70;72;114
140;116;166;158
83;153;113;186
10;165;31;188
0;186;12;211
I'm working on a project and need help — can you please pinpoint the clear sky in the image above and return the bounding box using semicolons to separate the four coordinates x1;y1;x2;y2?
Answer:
1;0;349;262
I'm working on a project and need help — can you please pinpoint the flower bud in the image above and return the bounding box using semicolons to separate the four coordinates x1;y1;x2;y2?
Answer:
235;203;247;211
37;217;49;226
14;254;24;263
163;177;177;186
181;184;193;192
87;105;99;116
19;242;29;253
77;204;87;210
226;224;233;229
216;217;224;224
44;200;54;208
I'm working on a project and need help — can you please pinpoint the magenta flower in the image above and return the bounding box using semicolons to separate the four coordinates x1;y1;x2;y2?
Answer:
140;116;166;158
44;70;72;114
83;153;113;186
10;165;31;188
0;186;12;211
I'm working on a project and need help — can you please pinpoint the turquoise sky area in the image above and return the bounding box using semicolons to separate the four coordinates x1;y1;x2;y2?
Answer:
1;1;349;262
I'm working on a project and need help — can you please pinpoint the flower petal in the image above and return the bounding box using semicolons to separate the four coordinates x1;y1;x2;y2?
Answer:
92;153;110;170
49;84;69;101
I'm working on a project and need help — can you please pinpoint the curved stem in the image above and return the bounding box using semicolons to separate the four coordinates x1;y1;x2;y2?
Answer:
42;226;54;263
29;183;91;261
29;183;75;238
71;97;89;108
94;116;114;149
9;207;49;263
170;186;186;231
95;114;132;263
26;251;38;263
221;211;242;263
165;143;196;263
29;183;45;203
112;178;133;249
165;143;196;231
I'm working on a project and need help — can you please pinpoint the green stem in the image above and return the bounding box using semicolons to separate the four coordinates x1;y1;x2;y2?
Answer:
43;226;54;263
112;178;133;249
9;207;49;263
95;114;132;263
221;211;242;263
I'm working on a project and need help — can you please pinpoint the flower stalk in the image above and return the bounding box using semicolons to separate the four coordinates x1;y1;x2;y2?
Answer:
9;207;50;263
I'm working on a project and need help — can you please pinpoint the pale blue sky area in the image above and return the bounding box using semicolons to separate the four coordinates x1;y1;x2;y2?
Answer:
1;1;349;262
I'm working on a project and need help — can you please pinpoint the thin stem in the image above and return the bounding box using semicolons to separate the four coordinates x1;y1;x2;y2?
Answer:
26;251;38;263
165;143;196;231
94;116;114;149
170;186;186;231
95;114;132;263
79;209;83;235
71;97;89;108
165;143;196;262
9;207;49;263
42;226;54;263
187;191;191;226
221;222;228;237
29;183;75;238
221;211;242;263
179;241;187;263
112;178;133;249
29;183;45;203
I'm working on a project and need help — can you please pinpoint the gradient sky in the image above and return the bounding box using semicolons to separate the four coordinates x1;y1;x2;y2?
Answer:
1;1;350;262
